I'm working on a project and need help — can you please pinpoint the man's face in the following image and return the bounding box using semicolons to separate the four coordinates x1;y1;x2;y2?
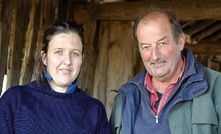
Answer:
136;15;184;81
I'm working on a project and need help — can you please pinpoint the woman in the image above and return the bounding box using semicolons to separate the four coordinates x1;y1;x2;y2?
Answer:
0;21;111;134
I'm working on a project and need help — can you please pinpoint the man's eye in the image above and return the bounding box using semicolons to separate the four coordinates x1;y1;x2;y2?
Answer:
158;42;167;46
55;50;63;54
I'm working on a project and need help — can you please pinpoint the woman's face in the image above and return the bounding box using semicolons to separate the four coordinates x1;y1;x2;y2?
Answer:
41;32;83;92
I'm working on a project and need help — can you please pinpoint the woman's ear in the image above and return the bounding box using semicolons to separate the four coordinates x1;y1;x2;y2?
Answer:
41;51;47;65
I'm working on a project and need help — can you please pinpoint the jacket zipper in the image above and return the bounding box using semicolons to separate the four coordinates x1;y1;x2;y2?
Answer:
155;115;159;123
153;78;205;123
138;86;160;124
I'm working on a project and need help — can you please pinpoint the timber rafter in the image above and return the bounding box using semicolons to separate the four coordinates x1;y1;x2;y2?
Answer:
74;1;221;55
74;1;221;22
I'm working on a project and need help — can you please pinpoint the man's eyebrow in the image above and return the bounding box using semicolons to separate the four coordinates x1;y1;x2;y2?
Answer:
139;36;167;45
158;36;167;42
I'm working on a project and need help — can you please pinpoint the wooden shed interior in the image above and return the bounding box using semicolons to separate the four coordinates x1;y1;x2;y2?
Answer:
1;0;221;117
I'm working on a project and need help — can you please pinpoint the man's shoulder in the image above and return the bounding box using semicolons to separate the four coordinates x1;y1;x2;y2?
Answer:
203;67;221;80
118;82;138;94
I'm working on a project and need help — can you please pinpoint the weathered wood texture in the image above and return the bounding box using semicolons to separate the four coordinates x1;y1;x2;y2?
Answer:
74;1;221;54
185;42;221;55
94;21;137;116
0;0;221;117
7;0;31;87
74;1;221;22
19;0;41;84
0;0;13;93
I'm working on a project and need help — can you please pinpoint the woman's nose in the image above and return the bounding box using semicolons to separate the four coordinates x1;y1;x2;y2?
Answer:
63;55;72;65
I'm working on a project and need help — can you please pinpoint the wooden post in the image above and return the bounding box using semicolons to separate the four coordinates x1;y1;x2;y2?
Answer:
0;0;13;91
19;0;41;84
7;0;30;87
77;0;98;97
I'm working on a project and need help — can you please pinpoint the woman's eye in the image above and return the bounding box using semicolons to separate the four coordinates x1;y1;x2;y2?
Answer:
142;45;150;50
72;52;79;56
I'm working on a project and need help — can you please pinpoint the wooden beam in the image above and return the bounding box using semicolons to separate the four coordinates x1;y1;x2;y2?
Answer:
213;55;221;63
74;1;221;22
181;21;195;29
194;23;221;41
184;20;216;36
185;41;221;55
211;32;221;41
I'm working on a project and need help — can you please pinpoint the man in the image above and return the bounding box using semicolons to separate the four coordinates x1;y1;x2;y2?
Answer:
109;8;221;134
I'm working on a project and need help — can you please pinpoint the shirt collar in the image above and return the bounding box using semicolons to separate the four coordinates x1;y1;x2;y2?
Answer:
43;69;77;94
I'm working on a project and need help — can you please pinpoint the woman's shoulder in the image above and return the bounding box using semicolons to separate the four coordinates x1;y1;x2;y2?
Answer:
77;89;105;109
0;81;38;101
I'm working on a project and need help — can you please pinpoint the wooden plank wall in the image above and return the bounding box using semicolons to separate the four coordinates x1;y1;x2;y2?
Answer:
94;21;141;116
1;0;221;118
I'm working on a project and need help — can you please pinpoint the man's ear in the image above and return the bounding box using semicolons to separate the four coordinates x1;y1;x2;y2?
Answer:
41;51;47;65
179;33;185;50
